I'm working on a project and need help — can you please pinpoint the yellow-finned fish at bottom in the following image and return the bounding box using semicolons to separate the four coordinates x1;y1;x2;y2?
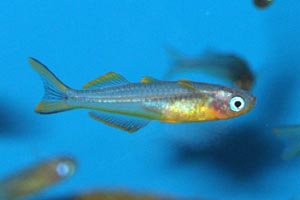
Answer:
0;156;76;200
29;57;256;133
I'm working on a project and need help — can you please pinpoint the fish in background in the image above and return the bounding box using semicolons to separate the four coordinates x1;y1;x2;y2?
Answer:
253;0;273;9
29;57;256;133
273;125;300;160
43;190;174;200
0;156;76;200
164;47;255;91
41;190;208;200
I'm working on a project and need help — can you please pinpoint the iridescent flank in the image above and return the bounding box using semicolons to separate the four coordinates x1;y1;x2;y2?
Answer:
157;95;213;122
29;57;256;133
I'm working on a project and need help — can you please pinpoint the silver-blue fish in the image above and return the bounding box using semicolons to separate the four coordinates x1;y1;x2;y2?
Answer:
29;57;256;133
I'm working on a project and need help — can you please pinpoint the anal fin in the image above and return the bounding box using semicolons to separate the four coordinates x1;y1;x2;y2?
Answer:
88;111;150;133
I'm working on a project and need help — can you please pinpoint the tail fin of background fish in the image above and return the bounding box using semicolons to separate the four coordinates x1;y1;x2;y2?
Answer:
29;57;73;114
164;46;187;78
273;125;300;160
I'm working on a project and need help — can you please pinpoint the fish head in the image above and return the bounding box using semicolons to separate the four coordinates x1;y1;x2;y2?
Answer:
210;87;256;120
48;157;77;178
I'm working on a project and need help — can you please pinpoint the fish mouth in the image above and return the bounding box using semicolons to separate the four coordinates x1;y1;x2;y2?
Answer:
245;95;256;113
250;96;257;108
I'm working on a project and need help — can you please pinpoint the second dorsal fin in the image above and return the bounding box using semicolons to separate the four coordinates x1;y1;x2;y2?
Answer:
83;72;129;89
177;79;197;91
140;76;161;84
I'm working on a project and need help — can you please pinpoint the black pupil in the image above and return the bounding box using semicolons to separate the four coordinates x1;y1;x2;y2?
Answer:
234;101;242;108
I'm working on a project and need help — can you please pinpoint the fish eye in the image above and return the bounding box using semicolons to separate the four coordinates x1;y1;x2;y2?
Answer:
230;96;245;112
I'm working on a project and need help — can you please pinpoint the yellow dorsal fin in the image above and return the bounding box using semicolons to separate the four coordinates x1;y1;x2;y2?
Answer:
140;76;161;84
177;79;197;91
83;72;129;89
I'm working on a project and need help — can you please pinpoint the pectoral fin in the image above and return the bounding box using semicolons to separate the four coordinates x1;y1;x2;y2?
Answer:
88;111;150;133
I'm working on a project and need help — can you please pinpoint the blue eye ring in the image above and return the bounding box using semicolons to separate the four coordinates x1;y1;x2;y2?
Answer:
230;96;245;112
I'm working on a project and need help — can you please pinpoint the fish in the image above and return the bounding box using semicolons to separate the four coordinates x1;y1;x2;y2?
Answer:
273;125;300;160
164;47;255;91
253;0;273;9
0;156;76;200
29;57;256;133
43;190;174;200
41;190;207;200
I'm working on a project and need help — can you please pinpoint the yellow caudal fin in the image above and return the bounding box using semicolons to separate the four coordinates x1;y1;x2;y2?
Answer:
29;57;73;114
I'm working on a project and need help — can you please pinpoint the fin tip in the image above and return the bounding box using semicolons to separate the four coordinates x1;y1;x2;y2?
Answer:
35;101;72;114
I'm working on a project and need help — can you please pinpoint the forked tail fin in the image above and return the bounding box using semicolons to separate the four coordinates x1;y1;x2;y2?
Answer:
29;57;73;114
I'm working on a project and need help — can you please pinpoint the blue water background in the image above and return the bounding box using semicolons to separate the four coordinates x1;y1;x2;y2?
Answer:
0;1;300;199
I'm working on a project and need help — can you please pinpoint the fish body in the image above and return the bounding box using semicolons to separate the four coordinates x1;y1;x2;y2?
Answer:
0;157;76;200
64;80;253;122
29;58;256;133
165;48;255;90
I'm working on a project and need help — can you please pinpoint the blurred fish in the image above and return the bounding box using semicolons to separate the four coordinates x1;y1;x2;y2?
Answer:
47;190;174;200
0;156;76;200
43;190;208;200
273;125;300;160
165;47;255;90
253;0;273;9
29;57;256;133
